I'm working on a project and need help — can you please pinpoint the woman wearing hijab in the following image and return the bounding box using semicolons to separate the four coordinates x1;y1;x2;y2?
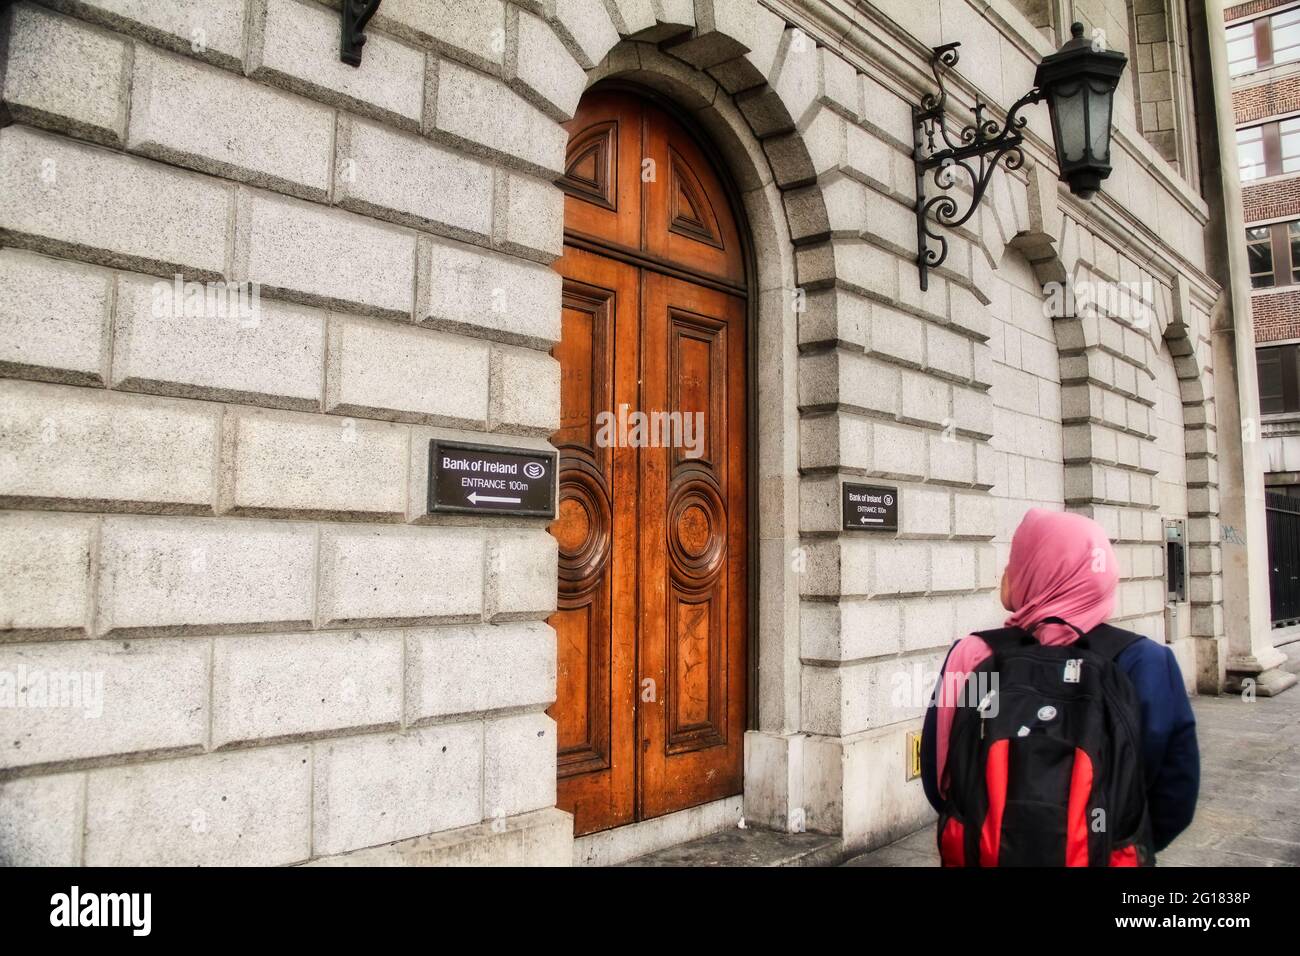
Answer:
920;507;1200;862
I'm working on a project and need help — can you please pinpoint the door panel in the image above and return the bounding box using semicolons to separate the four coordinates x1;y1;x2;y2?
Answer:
559;90;642;252
643;111;745;286
548;248;638;834
550;89;748;837
637;272;746;819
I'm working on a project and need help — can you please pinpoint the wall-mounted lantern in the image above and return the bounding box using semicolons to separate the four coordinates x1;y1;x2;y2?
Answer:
912;22;1127;289
341;0;383;67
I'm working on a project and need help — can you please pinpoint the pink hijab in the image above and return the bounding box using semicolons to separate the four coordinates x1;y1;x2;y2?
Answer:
932;508;1119;790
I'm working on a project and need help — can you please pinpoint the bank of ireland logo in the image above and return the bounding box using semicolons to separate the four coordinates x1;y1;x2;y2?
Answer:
524;461;545;480
883;493;894;507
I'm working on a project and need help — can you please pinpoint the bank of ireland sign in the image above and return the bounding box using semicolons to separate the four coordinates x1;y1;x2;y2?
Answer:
428;440;557;518
841;482;899;533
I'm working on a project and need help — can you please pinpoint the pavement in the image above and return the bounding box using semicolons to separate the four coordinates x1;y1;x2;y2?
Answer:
843;640;1300;867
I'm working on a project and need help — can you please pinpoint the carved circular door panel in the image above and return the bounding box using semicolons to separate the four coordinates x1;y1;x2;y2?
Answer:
666;468;727;590
553;449;613;601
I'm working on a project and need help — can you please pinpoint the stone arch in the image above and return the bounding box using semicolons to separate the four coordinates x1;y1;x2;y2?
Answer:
1159;285;1223;690
536;2;855;833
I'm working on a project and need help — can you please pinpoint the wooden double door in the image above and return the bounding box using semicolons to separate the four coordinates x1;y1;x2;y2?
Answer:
547;90;748;836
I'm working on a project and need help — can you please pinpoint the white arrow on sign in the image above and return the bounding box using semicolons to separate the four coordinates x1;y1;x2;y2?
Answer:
468;492;521;505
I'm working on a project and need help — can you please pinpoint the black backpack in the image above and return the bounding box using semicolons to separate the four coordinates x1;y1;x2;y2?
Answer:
937;619;1155;867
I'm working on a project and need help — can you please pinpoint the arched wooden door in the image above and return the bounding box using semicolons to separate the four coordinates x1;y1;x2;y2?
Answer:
547;89;748;836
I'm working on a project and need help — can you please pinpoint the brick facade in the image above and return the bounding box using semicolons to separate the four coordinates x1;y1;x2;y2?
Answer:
1242;176;1300;220
1226;0;1296;22
1234;73;1300;122
1229;4;1300;380
1252;288;1300;340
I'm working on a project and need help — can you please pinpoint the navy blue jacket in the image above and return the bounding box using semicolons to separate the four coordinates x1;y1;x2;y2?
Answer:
920;635;1200;853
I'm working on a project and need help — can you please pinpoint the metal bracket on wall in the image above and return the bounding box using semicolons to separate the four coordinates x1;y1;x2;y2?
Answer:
912;41;1042;291
341;0;383;67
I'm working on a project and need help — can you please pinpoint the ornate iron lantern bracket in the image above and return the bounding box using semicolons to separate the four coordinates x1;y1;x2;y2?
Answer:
341;0;383;67
912;42;1042;291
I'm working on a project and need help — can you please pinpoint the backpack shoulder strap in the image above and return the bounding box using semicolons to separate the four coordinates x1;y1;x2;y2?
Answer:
971;626;1033;661
1080;623;1144;662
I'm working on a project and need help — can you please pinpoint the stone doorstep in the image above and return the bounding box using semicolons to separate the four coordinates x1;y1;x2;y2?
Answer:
617;827;846;867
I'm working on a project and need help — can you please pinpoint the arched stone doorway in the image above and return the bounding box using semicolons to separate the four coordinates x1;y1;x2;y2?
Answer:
548;87;751;836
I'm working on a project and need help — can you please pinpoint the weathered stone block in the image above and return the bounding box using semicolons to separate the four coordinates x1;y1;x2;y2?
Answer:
708;5;786;93
112;275;325;411
317;525;486;626
0;512;94;639
41;0;247;69
0;125;230;277
551;0;620;68
0;638;208;769
0;772;83;865
211;630;403;746
487;530;558;619
232;188;417;316
405;621;556;720
326;315;490;427
84;746;311;866
0;380;219;513
432;59;567;175
220;407;409;520
0;248;111;385
312;723;483;856
508;8;587;120
0;3;129;145
416;235;562;348
128;45;334;200
250;0;425;127
96;516;316;636
375;0;507;71
483;711;556;817
497;171;564;262
490;345;561;435
335;115;494;241
666;0;758;69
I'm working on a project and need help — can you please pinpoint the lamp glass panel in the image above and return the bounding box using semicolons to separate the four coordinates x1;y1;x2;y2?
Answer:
1052;81;1087;163
1087;81;1114;161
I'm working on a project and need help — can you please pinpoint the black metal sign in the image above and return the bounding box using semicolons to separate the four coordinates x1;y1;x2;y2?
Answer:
842;482;898;532
428;440;556;518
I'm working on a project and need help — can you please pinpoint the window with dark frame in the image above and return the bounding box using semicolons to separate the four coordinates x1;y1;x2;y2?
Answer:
1235;117;1300;179
1283;117;1300;172
1290;222;1300;284
1274;9;1300;65
1257;344;1300;414
1228;21;1258;75
1248;226;1276;287
1243;220;1300;288
1238;124;1266;180
1226;8;1300;76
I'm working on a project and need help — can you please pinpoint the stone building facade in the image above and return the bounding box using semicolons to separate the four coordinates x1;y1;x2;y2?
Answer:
0;0;1281;866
